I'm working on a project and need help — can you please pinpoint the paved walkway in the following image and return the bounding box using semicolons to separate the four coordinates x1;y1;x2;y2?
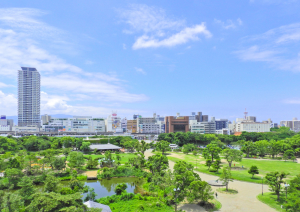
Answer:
144;150;276;212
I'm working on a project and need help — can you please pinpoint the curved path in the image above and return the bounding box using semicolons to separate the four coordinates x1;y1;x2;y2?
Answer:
144;150;275;212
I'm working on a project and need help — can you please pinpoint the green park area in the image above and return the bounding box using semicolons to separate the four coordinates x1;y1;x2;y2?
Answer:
167;152;300;183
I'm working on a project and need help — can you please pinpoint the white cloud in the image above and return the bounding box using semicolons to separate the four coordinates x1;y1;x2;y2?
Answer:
41;74;148;102
119;4;211;49
0;90;17;115
133;24;211;49
236;23;300;72
214;18;243;29
123;43;127;50
0;8;149;115
135;67;146;75
0;82;14;88
119;4;184;34
283;99;300;104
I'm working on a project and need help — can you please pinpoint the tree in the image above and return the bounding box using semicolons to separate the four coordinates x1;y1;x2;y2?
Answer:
212;160;221;173
18;176;35;205
26;192;85;212
182;144;196;154
86;156;98;169
44;173;60;193
84;186;97;201
68;151;85;169
155;140;171;154
283;150;295;162
268;140;281;158
26;152;37;175
284;174;300;211
240;140;255;158
219;166;234;191
223;149;243;168
136;140;150;155
62;137;75;148
248;166;259;178
187;181;213;204
123;139;139;153
255;140;269;157
202;142;222;162
0;192;24;211
53;157;66;171
205;159;212;170
114;183;128;195
80;142;91;153
265;171;289;201
147;153;169;174
5;168;24;188
192;150;199;168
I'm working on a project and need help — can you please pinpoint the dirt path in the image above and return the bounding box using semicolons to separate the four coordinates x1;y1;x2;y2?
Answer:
144;150;275;212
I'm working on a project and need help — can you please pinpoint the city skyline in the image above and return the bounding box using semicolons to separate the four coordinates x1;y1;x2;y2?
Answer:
0;1;300;123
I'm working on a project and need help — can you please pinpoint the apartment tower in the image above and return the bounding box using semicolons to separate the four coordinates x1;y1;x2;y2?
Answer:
18;67;40;127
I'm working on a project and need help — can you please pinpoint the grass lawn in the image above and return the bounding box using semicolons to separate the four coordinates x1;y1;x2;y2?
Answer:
113;153;136;164
217;188;238;194
257;192;286;212
108;199;174;212
167;153;300;183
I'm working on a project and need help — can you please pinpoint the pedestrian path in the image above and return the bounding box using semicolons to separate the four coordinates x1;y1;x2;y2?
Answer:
144;150;276;212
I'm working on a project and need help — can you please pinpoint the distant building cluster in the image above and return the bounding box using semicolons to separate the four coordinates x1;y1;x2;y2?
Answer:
0;67;297;135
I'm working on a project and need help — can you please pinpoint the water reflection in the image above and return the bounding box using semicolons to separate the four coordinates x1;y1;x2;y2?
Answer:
83;177;142;199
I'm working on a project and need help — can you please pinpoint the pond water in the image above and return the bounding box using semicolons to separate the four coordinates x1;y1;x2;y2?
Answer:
81;177;143;199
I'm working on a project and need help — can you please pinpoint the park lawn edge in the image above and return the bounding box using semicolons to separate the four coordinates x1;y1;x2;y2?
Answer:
256;192;285;212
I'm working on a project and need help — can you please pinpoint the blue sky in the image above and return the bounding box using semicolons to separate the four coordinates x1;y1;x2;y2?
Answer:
0;0;300;123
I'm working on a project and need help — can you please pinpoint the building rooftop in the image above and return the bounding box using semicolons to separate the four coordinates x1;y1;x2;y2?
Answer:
89;144;122;150
84;201;112;212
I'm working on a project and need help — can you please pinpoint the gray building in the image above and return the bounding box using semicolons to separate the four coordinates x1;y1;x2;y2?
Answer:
18;67;40;127
215;119;228;130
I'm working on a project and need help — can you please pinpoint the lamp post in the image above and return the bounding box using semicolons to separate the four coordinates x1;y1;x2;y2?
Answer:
174;187;180;212
261;177;263;195
284;183;290;203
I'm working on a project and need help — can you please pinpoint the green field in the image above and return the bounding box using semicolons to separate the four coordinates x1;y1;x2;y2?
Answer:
167;152;300;183
257;192;285;212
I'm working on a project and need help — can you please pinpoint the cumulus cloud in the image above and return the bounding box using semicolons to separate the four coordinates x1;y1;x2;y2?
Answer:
0;8;149;116
214;18;243;29
119;4;211;49
0;90;17;115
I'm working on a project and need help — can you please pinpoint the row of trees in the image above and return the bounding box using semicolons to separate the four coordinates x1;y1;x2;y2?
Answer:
158;127;296;146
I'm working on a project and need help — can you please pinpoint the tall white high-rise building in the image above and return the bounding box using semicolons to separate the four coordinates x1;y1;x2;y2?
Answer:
18;67;40;127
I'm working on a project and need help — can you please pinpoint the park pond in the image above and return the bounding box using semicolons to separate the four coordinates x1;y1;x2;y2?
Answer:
80;177;143;199
17;177;144;199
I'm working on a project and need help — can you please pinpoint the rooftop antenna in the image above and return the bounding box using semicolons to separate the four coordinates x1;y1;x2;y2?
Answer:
244;108;248;120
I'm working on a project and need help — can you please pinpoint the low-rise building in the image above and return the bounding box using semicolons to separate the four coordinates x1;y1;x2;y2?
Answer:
280;118;300;132
42;116;105;133
229;117;271;133
12;125;40;132
127;120;137;133
0;115;14;131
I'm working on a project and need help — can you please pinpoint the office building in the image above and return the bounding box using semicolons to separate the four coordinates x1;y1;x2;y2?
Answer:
127;120;137;133
0;115;14;131
229;117;271;133
121;118;127;133
41;114;51;125
42;116;105;133
165;113;189;133
215;119;228;130
280;118;300;132
18;67;40;127
202;115;209;122
105;113;122;133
